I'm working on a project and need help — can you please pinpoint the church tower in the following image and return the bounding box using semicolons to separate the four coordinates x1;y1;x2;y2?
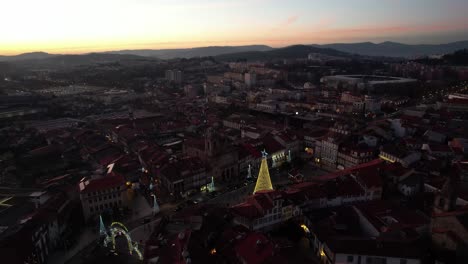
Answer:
205;127;218;158
254;150;274;194
434;168;459;213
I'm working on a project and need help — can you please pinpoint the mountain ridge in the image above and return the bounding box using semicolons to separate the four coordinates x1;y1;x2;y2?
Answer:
0;51;57;62
1;41;467;61
214;44;352;61
104;45;273;59
312;40;468;58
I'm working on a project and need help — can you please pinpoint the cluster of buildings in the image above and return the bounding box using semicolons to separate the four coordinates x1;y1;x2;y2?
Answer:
390;61;468;81
1;55;468;264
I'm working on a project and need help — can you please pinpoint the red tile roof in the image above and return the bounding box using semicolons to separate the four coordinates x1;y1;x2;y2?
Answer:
317;159;383;182
355;201;429;232
80;173;125;193
239;143;262;159
231;191;279;220
354;166;383;189
261;135;284;154
235;232;274;264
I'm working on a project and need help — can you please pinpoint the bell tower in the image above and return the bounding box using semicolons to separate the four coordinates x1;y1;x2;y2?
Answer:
205;127;220;158
434;169;459;213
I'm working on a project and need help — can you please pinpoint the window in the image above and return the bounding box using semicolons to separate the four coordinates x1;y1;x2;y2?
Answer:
348;256;354;262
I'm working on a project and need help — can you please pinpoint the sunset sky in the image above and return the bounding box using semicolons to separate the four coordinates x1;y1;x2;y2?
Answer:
1;0;468;55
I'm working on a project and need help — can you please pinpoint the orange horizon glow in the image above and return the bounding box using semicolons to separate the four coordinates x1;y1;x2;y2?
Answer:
1;0;467;56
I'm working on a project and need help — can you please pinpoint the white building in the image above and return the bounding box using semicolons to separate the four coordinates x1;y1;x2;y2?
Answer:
78;171;127;220
245;72;257;88
165;69;183;84
231;190;301;231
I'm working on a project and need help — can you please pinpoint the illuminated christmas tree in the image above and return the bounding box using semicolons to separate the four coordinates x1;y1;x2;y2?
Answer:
253;150;274;194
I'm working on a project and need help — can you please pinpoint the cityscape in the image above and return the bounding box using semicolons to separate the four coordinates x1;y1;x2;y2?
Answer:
1;1;468;264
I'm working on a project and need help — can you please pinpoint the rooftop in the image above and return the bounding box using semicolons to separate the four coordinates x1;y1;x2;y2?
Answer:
79;173;125;193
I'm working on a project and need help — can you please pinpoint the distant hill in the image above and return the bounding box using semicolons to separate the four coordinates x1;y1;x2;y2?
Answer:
314;41;468;58
105;45;273;59
3;41;468;62
215;45;351;61
443;49;468;65
415;49;468;66
0;52;56;62
8;53;157;69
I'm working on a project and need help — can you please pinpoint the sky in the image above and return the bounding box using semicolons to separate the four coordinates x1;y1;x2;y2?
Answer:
1;0;468;55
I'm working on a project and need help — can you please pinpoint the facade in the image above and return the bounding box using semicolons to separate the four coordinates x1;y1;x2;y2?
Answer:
165;69;183;83
231;191;301;231
319;241;422;264
321;75;418;95
337;143;376;170
78;172;127;220
318;134;345;169
379;145;421;167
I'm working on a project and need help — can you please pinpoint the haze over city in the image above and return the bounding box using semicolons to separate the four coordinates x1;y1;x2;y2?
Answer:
2;0;468;55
